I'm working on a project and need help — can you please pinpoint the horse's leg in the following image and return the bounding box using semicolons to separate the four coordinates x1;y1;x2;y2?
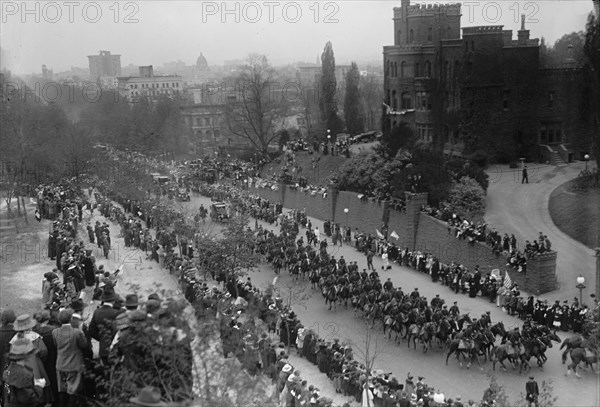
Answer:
446;348;453;365
562;348;569;364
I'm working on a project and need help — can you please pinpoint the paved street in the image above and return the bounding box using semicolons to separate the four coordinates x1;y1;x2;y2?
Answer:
183;192;599;407
484;163;598;302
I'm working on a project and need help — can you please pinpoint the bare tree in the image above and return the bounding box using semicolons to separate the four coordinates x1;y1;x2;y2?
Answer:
346;321;387;407
226;54;289;153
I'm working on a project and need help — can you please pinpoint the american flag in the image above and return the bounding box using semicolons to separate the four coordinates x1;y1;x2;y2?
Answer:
503;271;512;289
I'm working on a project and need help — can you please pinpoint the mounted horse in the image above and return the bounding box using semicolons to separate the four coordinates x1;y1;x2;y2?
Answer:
324;285;337;310
446;337;480;368
457;313;472;331
406;324;421;350
566;347;599;378
489;321;506;339
560;335;588;364
519;336;553;373
435;318;453;348
419;322;436;353
491;343;521;371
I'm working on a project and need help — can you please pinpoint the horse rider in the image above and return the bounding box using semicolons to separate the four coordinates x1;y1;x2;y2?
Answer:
507;327;523;356
449;301;460;318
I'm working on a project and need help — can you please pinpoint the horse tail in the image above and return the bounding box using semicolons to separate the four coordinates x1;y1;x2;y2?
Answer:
559;340;568;351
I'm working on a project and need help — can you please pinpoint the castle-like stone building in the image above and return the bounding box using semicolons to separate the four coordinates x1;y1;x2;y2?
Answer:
383;0;594;163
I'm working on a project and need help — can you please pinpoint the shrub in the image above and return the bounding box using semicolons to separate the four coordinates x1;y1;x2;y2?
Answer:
447;176;486;220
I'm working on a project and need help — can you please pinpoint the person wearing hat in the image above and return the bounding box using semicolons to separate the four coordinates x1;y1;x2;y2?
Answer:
398;391;411;407
405;373;415;397
10;315;53;405
2;338;47;407
52;308;88;406
525;376;539;407
88;287;120;364
1;309;17;373
129;386;167;406
449;301;460;318
32;310;60;402
454;395;464;407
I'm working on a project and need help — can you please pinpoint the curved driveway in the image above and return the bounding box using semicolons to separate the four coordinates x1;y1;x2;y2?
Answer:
484;163;598;302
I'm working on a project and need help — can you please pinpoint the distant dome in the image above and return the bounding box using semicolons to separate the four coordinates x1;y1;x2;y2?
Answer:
196;53;208;69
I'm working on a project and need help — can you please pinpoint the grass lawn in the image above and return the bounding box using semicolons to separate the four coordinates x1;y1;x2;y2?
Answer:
549;181;600;249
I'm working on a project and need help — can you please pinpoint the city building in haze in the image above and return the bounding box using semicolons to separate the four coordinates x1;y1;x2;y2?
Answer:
88;50;121;79
383;0;594;163
117;65;183;103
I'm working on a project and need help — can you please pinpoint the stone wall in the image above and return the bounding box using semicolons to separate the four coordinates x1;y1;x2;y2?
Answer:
414;211;509;276
251;186;557;293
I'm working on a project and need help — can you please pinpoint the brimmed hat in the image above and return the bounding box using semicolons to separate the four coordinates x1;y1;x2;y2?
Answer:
9;338;35;360
282;364;293;373
70;299;86;312
125;294;139;308
129;386;167;406
14;314;36;332
101;288;118;303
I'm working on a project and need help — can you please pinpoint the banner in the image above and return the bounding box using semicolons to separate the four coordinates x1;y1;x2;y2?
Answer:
390;231;399;240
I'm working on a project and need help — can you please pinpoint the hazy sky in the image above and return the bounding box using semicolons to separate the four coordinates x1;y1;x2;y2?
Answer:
1;0;594;74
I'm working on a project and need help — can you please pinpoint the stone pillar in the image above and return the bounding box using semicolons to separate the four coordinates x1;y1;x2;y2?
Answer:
404;192;428;250
331;186;339;222
524;251;558;295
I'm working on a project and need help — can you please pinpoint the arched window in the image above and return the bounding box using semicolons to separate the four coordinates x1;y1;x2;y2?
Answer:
400;61;406;78
425;61;432;77
428;27;432;41
386;89;391;104
391;90;397;110
401;92;412;109
409;29;414;43
447;27;451;38
394;62;398;77
397;30;402;45
454;60;460;77
415;63;420;77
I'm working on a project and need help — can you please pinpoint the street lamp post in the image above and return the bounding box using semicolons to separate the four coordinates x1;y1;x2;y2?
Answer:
584;154;590;171
576;275;586;305
344;208;349;227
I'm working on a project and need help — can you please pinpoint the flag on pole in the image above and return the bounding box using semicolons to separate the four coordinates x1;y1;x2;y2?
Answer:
503;271;512;289
376;229;385;239
390;231;399;240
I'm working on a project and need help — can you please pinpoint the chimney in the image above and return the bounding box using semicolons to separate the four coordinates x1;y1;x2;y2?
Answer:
517;14;530;45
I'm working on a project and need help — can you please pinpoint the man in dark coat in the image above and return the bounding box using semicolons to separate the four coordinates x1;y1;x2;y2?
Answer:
0;309;17;373
525;376;539;407
87;288;120;365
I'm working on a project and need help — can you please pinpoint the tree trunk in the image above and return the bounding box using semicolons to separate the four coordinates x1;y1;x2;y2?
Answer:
21;196;28;224
16;193;22;216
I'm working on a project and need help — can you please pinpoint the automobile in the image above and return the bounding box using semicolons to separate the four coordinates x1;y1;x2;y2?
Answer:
351;131;378;143
177;188;190;201
210;202;230;221
157;176;171;185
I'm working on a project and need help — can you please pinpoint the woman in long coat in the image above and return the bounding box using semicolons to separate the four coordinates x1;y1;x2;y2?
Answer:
10;316;53;406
